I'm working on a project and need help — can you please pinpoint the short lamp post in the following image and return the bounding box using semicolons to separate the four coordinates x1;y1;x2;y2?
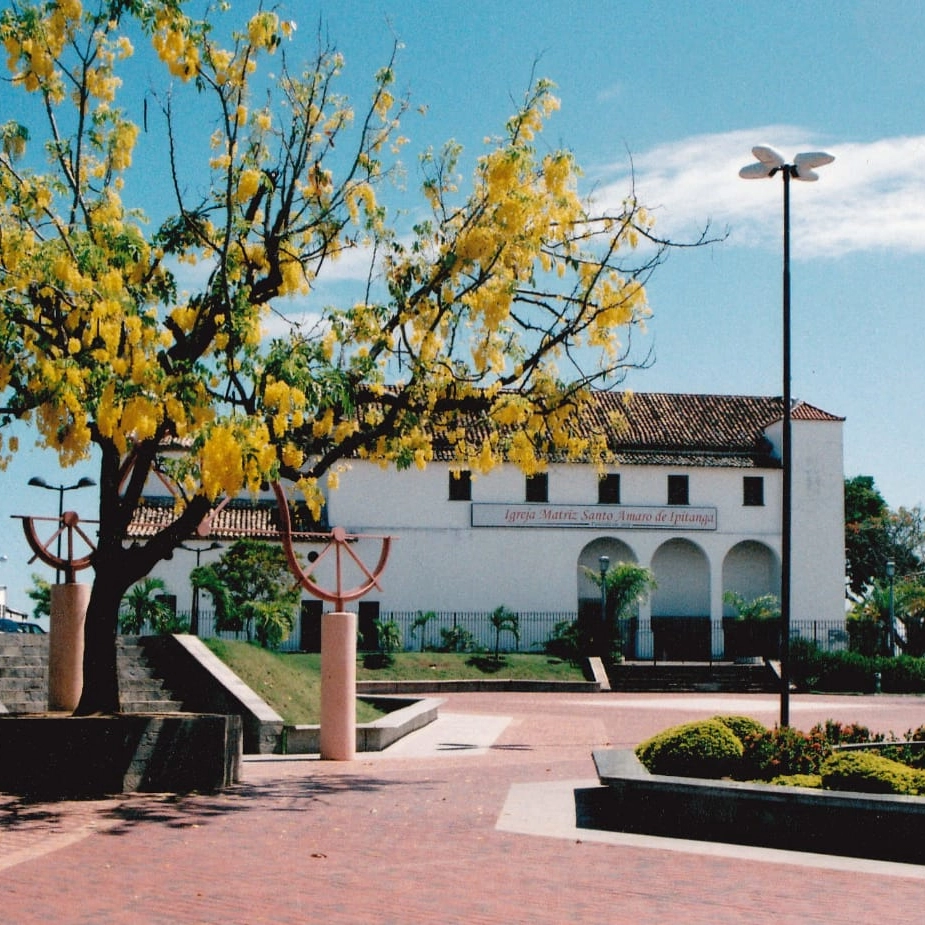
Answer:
178;541;223;636
886;560;896;657
27;476;97;584
598;555;609;657
739;145;834;728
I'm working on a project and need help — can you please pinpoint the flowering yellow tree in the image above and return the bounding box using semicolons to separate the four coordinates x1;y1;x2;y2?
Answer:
0;1;698;713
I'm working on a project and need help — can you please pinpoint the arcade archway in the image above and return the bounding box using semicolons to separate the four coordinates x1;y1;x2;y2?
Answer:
577;538;638;657
650;538;711;660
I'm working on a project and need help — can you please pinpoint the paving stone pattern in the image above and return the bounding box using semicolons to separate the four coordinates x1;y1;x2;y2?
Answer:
3;691;925;924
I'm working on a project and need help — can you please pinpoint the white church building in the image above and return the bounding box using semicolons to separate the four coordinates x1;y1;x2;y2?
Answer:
136;391;846;660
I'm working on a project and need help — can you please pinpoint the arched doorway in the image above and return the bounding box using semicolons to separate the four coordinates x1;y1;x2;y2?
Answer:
650;538;710;660
722;540;780;659
722;541;779;606
577;538;637;657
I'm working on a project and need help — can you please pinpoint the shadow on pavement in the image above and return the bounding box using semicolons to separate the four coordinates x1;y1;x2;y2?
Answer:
1;772;443;838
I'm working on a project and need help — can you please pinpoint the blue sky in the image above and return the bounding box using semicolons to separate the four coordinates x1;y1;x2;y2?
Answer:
2;0;924;613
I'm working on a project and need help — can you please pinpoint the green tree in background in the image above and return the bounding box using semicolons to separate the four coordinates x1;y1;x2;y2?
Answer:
192;539;299;648
845;476;923;597
26;573;51;622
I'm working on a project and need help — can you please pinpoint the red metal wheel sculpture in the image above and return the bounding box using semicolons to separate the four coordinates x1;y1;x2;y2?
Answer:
18;511;98;583
272;482;393;611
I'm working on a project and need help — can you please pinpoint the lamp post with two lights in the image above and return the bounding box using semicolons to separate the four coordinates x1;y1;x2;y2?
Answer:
739;145;834;727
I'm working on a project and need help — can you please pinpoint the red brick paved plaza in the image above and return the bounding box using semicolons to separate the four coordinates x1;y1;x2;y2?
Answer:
3;691;925;923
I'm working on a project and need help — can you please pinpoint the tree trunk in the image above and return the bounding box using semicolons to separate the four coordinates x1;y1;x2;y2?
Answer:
74;558;131;715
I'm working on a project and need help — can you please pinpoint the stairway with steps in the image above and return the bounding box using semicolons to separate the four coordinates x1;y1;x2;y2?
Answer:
607;660;781;693
0;634;184;713
0;635;49;713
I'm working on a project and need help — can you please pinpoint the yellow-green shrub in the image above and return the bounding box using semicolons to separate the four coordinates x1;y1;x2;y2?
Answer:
821;750;923;795
635;719;744;778
713;714;768;742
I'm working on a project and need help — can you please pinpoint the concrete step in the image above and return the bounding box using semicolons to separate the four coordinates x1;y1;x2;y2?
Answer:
0;633;188;714
0;645;48;659
120;700;184;713
1;688;46;702
0;677;46;691
120;687;179;703
607;661;780;693
0;666;47;679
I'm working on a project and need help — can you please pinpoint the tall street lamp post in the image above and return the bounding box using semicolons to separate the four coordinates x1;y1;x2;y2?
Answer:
739;145;834;727
27;476;97;584
178;541;223;636
598;555;609;658
886;559;896;657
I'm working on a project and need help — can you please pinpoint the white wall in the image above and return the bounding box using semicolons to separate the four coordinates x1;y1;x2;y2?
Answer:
790;419;845;621
144;415;846;636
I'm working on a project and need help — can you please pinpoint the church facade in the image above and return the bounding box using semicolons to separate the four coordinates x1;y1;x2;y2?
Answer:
138;392;846;659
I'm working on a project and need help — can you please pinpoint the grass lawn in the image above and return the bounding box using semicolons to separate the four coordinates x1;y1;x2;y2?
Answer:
355;650;587;682
204;639;585;724
203;639;382;725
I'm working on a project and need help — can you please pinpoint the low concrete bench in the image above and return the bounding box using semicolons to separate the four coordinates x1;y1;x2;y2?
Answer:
592;747;925;864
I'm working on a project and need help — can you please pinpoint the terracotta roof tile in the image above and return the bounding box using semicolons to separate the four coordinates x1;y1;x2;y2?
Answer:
132;391;842;537
431;391;841;467
127;498;326;542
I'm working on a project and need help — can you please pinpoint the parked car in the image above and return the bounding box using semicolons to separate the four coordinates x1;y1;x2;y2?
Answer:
0;618;23;633
17;622;46;634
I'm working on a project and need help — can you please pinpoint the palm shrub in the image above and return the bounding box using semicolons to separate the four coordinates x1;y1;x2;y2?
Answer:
544;620;582;662
410;611;437;652
119;578;175;635
489;606;519;661
375;619;402;656
439;625;475;653
584;561;656;660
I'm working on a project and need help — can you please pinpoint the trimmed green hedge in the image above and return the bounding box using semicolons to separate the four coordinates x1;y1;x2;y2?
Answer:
636;715;925;795
790;638;925;693
635;718;744;779
713;714;767;742
821;751;924;795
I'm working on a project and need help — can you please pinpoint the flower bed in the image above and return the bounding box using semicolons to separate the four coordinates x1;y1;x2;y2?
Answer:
591;746;925;864
591;715;925;863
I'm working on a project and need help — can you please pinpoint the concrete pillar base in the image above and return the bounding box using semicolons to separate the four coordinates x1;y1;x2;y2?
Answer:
320;611;357;760
48;583;89;712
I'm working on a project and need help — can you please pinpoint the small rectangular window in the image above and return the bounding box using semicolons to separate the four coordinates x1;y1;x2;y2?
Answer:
526;472;548;503
449;470;472;501
743;476;764;506
599;473;621;504
667;474;689;506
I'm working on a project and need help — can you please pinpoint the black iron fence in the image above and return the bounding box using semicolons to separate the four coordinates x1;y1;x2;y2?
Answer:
125;608;850;660
612;618;850;664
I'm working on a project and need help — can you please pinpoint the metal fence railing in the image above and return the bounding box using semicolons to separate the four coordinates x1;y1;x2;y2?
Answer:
124;608;850;660
376;610;579;654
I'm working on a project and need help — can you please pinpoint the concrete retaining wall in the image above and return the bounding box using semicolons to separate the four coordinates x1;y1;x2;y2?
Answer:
592;748;925;864
284;696;442;754
356;679;599;694
0;713;241;798
141;635;285;754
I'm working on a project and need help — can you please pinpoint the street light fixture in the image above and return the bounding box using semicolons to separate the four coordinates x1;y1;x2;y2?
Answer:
598;555;609;657
27;475;97;583
178;541;223;636
739;145;834;727
886;559;896;657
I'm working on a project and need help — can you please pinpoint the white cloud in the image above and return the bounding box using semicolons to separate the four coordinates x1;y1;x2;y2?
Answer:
591;127;925;258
